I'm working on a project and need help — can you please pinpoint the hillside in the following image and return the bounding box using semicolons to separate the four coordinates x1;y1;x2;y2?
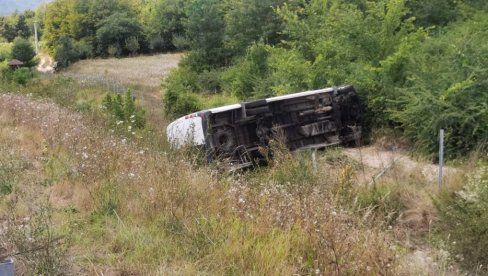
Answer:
1;0;488;274
0;0;50;15
0;53;480;274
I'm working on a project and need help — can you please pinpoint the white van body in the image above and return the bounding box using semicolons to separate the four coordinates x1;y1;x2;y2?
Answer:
166;85;362;168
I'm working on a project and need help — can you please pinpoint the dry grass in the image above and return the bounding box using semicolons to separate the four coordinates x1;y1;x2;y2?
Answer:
62;53;183;128
63;54;183;89
0;93;399;275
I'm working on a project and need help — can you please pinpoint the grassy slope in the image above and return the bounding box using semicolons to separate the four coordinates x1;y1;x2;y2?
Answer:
0;55;473;274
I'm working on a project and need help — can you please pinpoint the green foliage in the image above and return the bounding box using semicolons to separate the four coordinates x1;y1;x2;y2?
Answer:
0;151;27;195
164;89;202;119
0;42;11;61
391;14;488;159
223;0;285;56
220;43;272;99
144;0;187;52
184;0;228;70
11;37;36;65
53;36;83;68
195;69;222;93
407;0;459;27
0;11;34;42
267;47;313;95
43;0;75;52
125;36;140;55
96;12;144;56
102;89;146;130
12;67;34;85
162;66;203;118
435;165;488;271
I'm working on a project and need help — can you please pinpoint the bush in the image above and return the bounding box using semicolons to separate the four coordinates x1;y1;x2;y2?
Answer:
172;34;190;51
163;67;202;118
195;69;222;93
391;14;488;159
102;89;146;131
125;36;140;55
221;43;272;100
435;164;488;271
12;67;34;85
163;89;202;119
11;37;36;66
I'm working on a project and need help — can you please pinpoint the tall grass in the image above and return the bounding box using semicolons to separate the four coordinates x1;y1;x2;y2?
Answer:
0;74;475;274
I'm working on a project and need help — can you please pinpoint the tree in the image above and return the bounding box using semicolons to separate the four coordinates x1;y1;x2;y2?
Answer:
96;12;144;56
11;37;36;66
0;17;18;42
145;0;187;51
43;0;76;52
407;0;459;27
184;0;228;70
391;13;488;158
15;14;31;38
223;0;285;56
53;36;81;68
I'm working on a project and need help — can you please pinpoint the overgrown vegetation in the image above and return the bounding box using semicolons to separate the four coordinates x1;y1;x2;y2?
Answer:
436;163;488;272
102;89;146;132
1;0;488;274
159;0;488;161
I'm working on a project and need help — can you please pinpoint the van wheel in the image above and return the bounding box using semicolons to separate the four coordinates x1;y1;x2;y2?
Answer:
215;129;235;152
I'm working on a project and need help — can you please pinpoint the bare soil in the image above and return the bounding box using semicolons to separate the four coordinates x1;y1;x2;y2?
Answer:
344;146;459;185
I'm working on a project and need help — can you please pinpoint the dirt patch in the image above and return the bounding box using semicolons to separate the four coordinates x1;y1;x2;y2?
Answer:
344;146;459;185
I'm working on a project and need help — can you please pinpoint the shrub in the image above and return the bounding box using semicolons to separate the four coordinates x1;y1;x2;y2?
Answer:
391;14;488;159
125;36;140;55
107;44;121;57
11;37;36;66
102;89;146;130
172;34;190;51
195;69;222;93
163;67;202;118
149;35;166;52
220;43;272;100
12;67;34;85
435;164;488;271
163;89;202;119
96;12;144;57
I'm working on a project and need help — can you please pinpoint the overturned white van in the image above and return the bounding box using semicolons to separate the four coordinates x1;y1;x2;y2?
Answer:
167;85;362;168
